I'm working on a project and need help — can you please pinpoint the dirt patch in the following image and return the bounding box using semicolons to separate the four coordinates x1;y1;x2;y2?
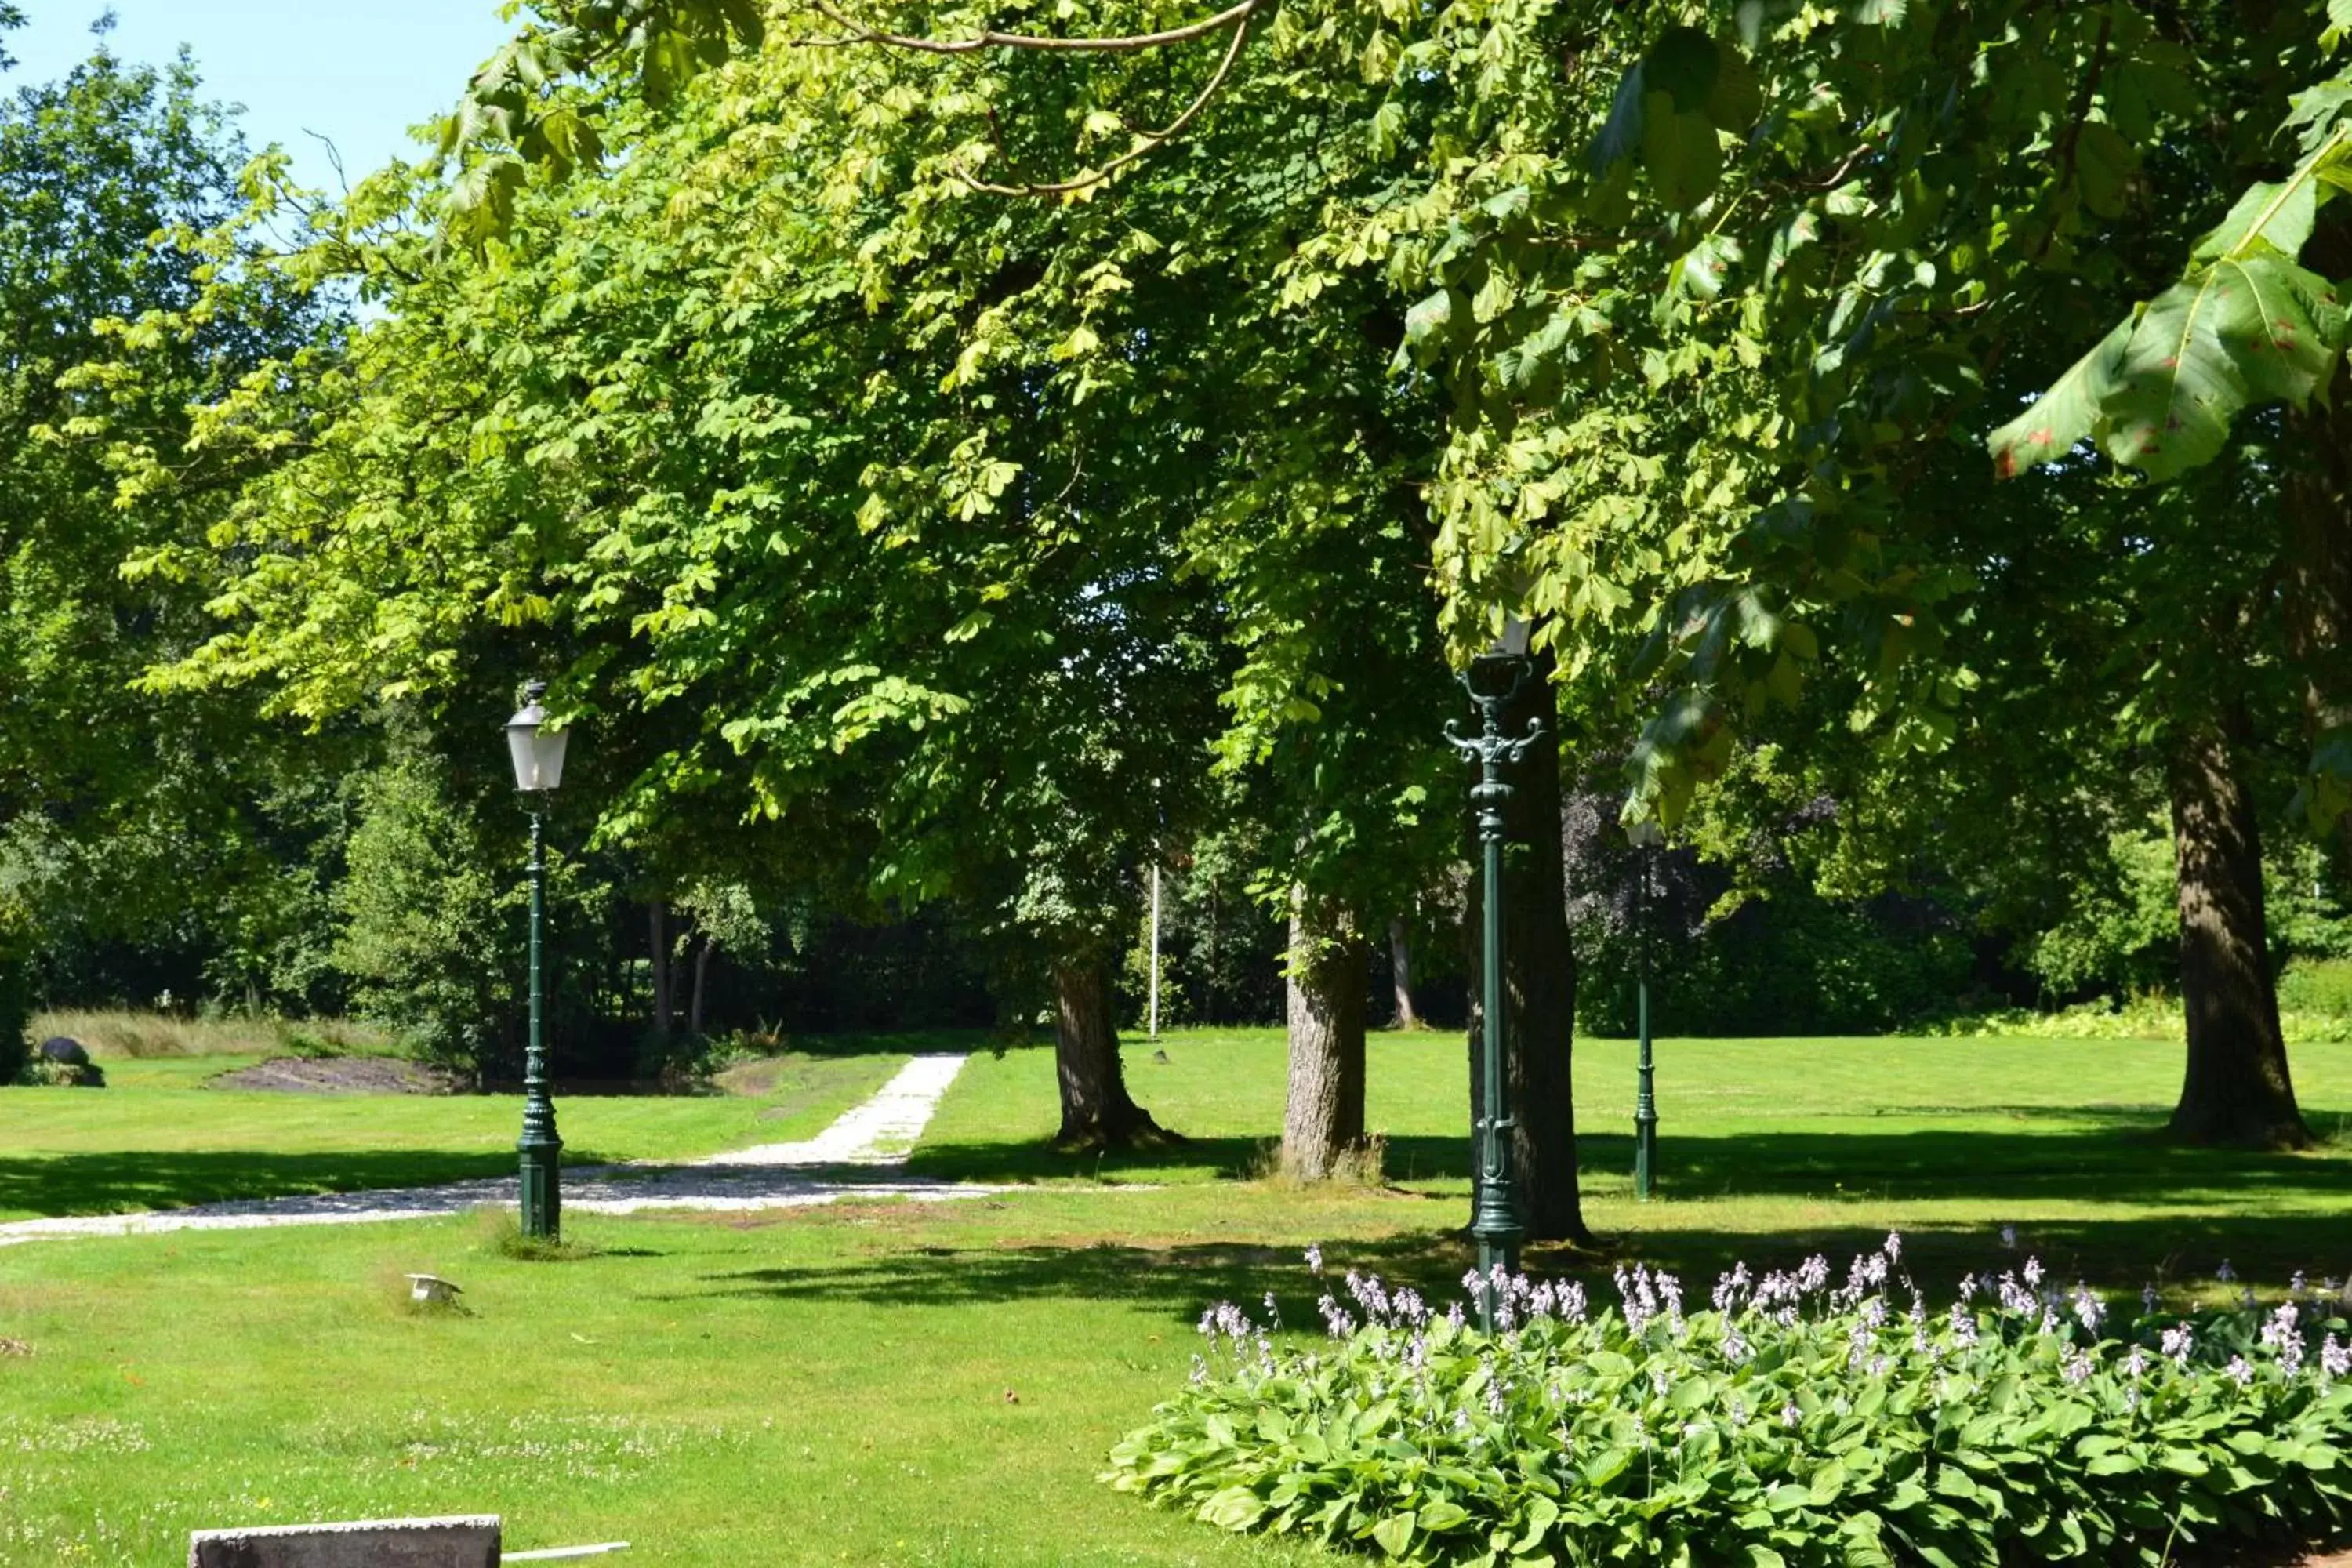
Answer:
209;1056;462;1095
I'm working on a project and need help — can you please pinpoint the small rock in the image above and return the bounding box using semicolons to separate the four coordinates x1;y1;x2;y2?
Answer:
37;1036;89;1066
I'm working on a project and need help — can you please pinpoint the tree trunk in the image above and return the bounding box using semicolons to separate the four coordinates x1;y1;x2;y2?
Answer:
648;902;673;1036
1388;916;1420;1029
1282;898;1368;1180
689;936;713;1038
1052;957;1171;1149
2166;721;2314;1149
2285;220;2352;873
1465;652;1590;1245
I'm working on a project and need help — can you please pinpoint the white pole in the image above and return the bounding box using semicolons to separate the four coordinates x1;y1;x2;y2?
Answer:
1148;862;1162;1040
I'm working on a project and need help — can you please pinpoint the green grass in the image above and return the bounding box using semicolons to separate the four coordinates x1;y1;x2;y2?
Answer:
29;1009;397;1060
0;1047;910;1221
0;1026;2347;1564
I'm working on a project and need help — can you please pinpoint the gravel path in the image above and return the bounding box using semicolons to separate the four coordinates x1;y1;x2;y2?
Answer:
0;1053;992;1249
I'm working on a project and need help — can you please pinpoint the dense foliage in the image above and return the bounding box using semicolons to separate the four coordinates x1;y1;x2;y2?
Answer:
1112;1243;2352;1567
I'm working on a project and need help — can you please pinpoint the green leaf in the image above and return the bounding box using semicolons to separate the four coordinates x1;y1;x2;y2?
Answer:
2074;122;2136;218
1199;1486;1267;1531
1989;318;2131;477
1370;1513;1415;1557
2192;178;2318;263
2096;253;2345;480
1642;93;1722;212
1417;1500;1471;1534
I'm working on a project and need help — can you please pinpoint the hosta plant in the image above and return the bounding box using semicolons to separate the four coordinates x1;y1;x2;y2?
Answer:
1106;1240;2352;1567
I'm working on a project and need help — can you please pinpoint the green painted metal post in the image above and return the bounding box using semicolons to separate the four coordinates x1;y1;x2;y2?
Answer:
1448;652;1541;1334
1634;833;1657;1200
517;802;563;1240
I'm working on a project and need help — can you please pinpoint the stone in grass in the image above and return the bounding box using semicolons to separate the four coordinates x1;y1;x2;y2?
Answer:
405;1274;463;1305
187;1515;499;1567
37;1036;89;1065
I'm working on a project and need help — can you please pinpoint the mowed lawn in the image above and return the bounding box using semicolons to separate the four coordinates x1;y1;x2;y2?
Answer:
0;1029;2347;1565
0;1047;912;1221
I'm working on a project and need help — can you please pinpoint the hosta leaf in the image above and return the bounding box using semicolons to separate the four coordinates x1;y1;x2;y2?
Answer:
1370;1512;1415;1557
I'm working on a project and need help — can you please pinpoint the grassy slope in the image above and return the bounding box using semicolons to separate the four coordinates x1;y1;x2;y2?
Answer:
0;1050;910;1221
0;1028;2346;1565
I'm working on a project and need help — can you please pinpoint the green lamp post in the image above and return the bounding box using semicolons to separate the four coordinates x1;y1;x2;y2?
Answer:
1446;614;1542;1332
504;681;570;1240
1628;818;1662;1200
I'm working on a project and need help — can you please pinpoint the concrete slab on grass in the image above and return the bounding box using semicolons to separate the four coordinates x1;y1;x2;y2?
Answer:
187;1515;499;1567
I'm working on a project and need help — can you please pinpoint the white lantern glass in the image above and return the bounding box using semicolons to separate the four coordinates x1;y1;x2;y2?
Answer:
504;684;570;793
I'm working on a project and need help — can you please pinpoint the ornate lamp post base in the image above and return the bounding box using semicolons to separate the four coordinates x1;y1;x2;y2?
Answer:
1447;645;1542;1333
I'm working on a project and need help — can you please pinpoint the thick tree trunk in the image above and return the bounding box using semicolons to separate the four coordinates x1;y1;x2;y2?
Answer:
2283;394;2352;875
2166;722;2314;1149
1282;899;1368;1181
648;902;673;1037
689;937;712;1038
1388;916;1420;1029
1465;652;1590;1245
1051;957;1171;1149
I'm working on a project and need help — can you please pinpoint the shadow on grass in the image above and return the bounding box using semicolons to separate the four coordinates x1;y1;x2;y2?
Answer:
656;1208;2351;1330
0;1149;554;1218
908;1116;2349;1207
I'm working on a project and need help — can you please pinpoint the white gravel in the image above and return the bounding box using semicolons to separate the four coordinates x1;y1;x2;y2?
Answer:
0;1052;991;1250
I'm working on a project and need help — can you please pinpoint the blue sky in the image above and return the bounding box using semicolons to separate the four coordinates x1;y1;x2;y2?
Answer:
4;2;520;191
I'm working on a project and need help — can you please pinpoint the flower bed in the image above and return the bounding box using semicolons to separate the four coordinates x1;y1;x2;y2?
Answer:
1107;1240;2352;1566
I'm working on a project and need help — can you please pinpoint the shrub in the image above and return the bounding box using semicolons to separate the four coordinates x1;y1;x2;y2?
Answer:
1109;1243;2352;1567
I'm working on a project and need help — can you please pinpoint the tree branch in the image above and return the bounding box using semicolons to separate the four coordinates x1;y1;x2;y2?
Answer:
800;0;1268;55
954;4;1254;198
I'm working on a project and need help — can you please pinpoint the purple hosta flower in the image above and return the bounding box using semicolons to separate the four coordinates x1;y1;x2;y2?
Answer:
2022;1256;2046;1289
2226;1356;2256;1388
2038;1308;2060;1338
1452;1407;1472;1433
1650;1367;1671;1399
1868;1354;1891;1378
1728;1398;1749;1427
1948;1305;1980;1349
1198;1306;1218;1341
2062;1347;2093;1385
1446;1301;1466;1332
1189;1355;1208;1385
2216;1258;2237;1284
2001;1224;2020;1250
1615;1265;1658;1337
1316;1294;1356;1340
1345;1269;1392;1329
1884;1231;1904;1265
1405;1334;1429;1373
2292;1271;2308;1297
1780;1401;1802;1428
1262;1291;1282;1329
2161;1323;2195;1367
1797;1254;1831;1294
1838;1250;1890;1308
1847;1319;1875;1370
1529;1279;1558;1320
1958;1273;1980;1303
1997;1272;2037;1316
1713;1261;1754;1315
1630;1414;1648;1446
2320;1335;2350;1381
1558;1281;1588;1323
2125;1385;2143;1413
1860;1296;1889;1330
1657;1271;1687;1338
1483;1364;1507;1418
1913;1322;1933;1359
1720;1321;1753;1367
1305;1243;1324;1276
2071;1285;2107;1338
2124;1346;2149;1381
2259;1303;2306;1375
1392;1287;1430;1330
2142;1283;2160;1316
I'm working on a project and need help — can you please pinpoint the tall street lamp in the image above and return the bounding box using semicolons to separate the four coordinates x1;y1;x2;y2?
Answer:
1446;615;1542;1330
1628;818;1663;1200
504;681;571;1240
